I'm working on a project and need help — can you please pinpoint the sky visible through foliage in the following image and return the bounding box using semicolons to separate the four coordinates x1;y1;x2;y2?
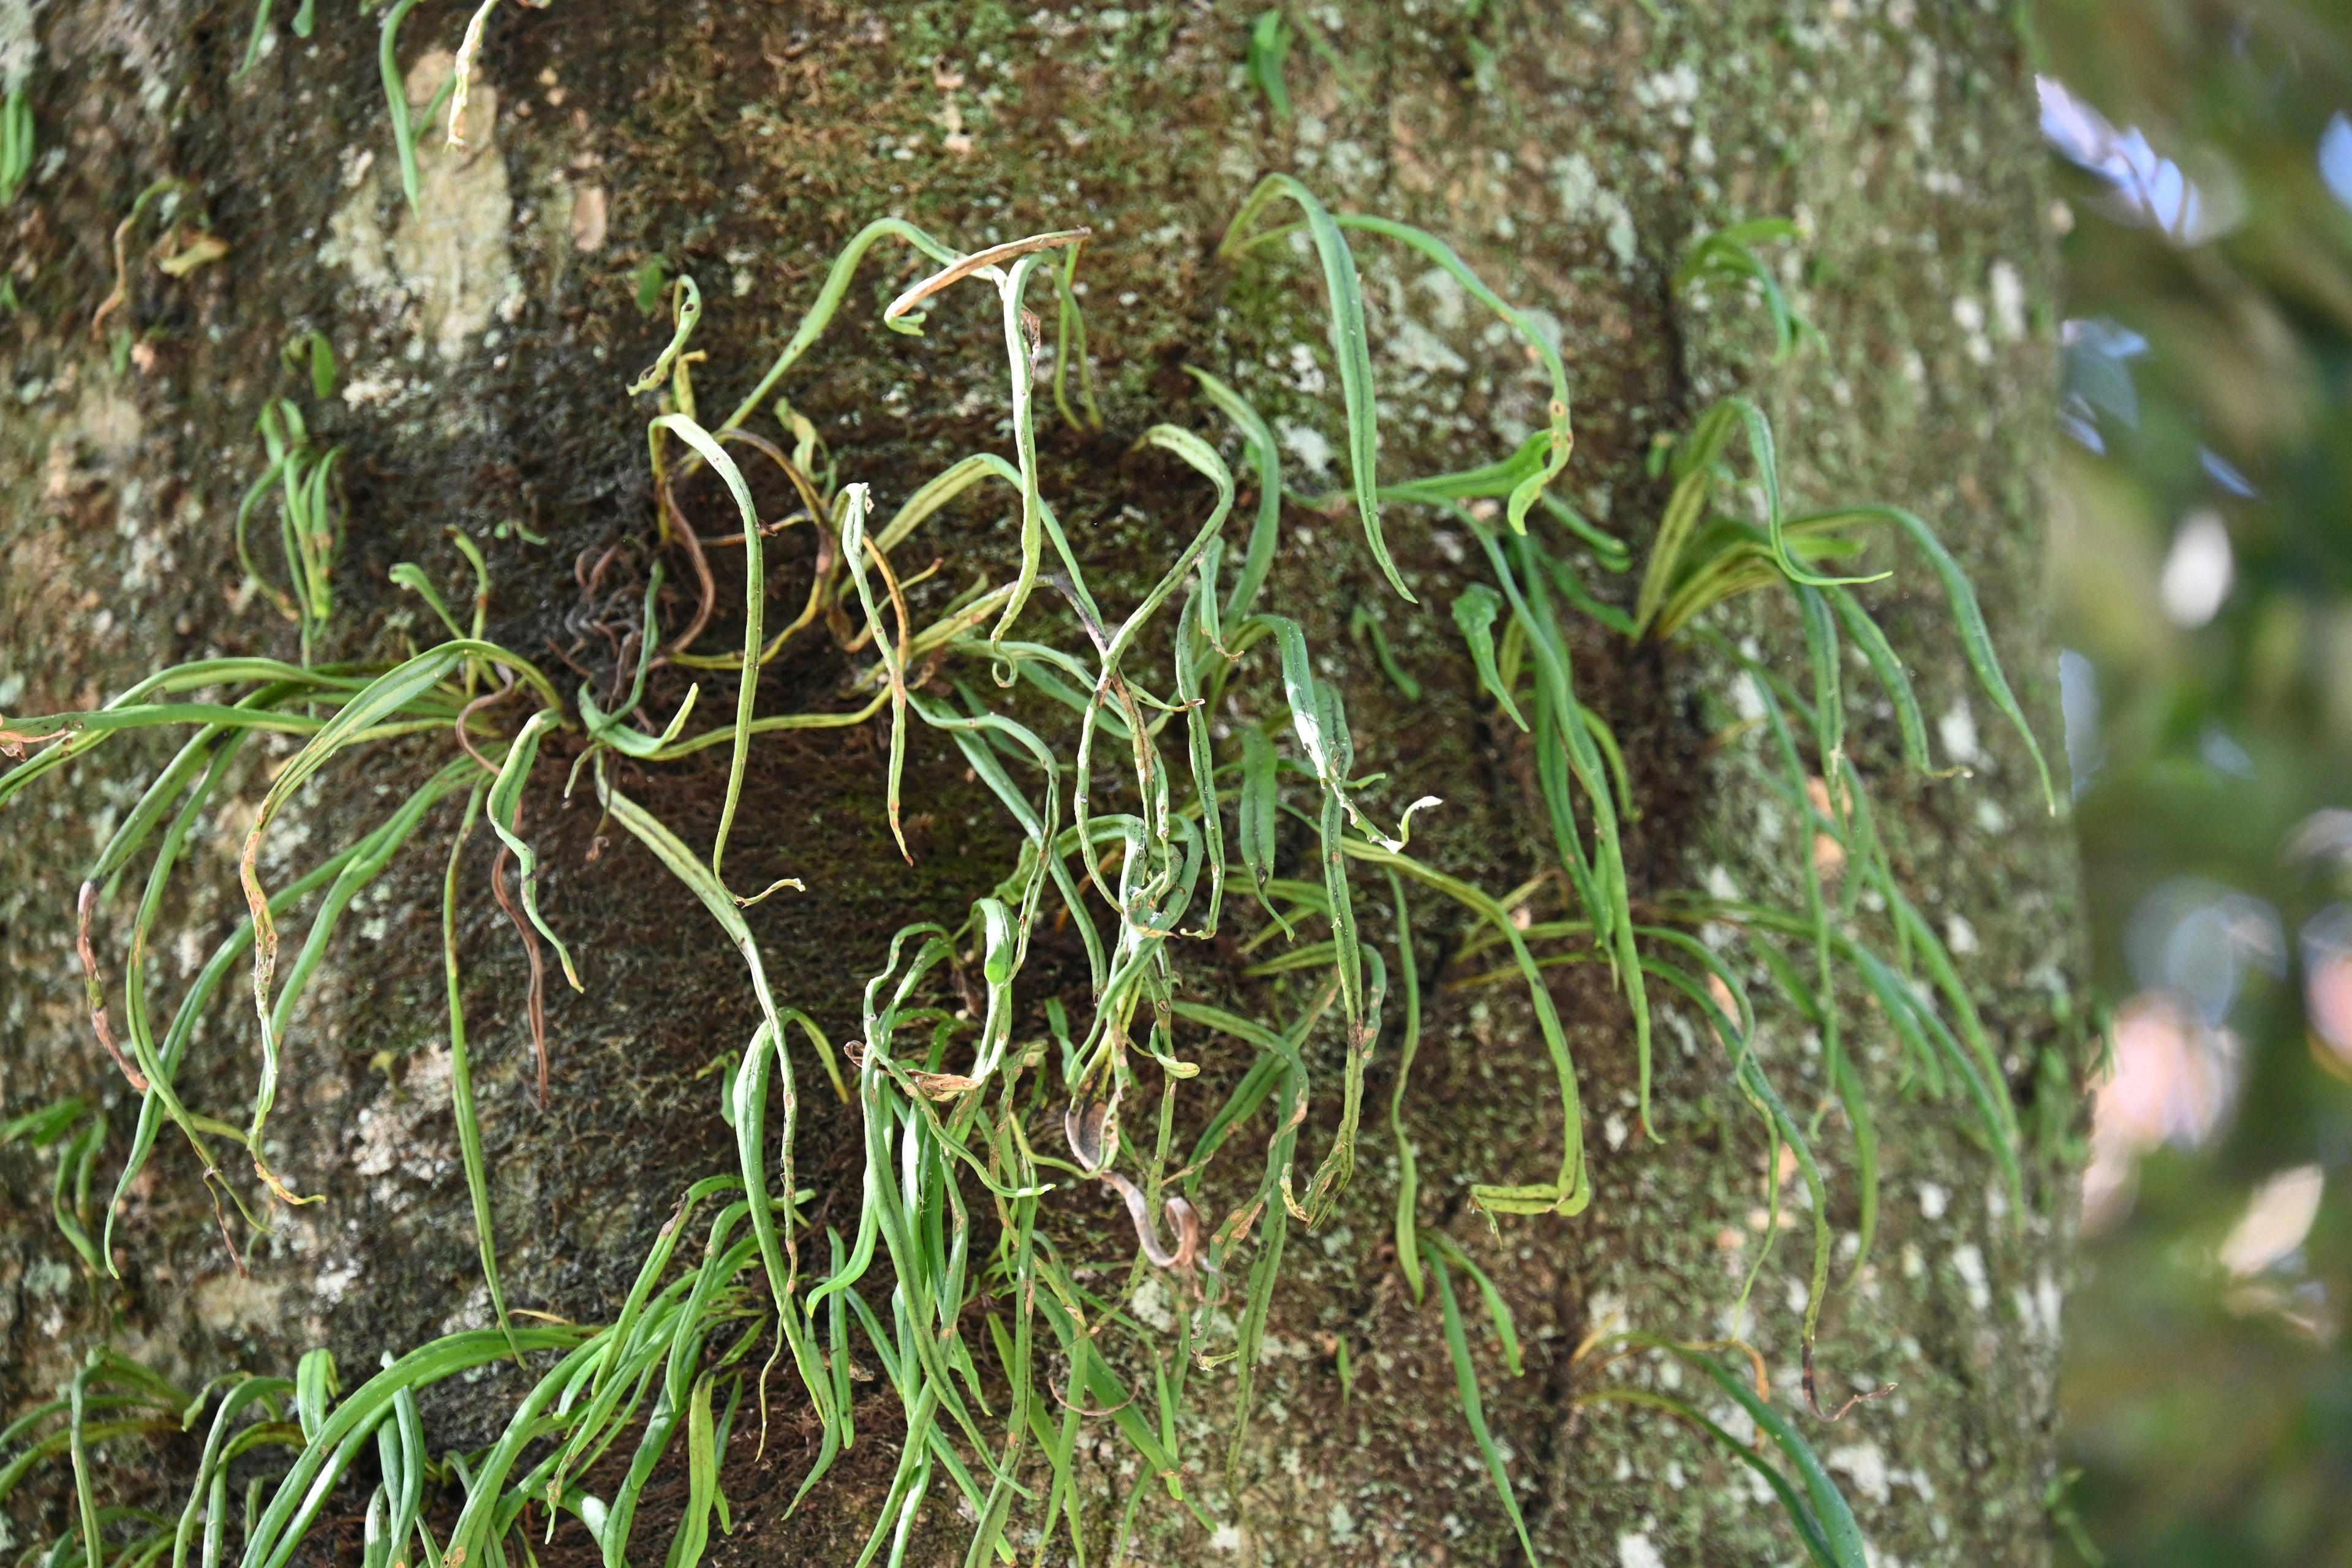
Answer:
2035;3;2352;1563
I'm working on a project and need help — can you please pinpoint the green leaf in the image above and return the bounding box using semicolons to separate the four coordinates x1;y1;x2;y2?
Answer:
1335;214;1576;537
662;1374;718;1568
485;708;583;990
1;1097;91;1147
1185;368;1285;628
1245;10;1293;118
292;1351;337;1446
1346;843;1588;1216
1452;585;1528;730
1826;587;1934;774
630;274;704;396
1423;1244;1534;1564
441;787;522;1363
1688;1352;1868;1567
1219;176;1406;600
1852;503;2057;812
1674;217;1814;363
647;413;771;889
1349;605;1422;701
1237;724;1289;933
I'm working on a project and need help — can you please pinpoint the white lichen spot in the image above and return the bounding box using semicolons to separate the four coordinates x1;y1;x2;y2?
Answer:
1632;61;1700;114
1618;1532;1666;1568
1276;418;1333;476
1989;259;2027;340
1549;153;1639;266
1945;914;1979;955
1828;1441;1891;1504
1390;318;1468;376
314;1255;361;1305
1327;1502;1357;1541
1950;1243;1991;1311
1208;1524;1243;1553
1324;138;1378;191
440;1281;492;1335
340;367;406;408
1917;1182;1950;1221
1950;294;1993;364
1287;342;1327;394
1937;699;1980;766
1416;266;1468;329
1604;1113;1628;1151
327;51;514;364
1131;1275;1176;1332
1733;671;1768;723
24;1256;74;1298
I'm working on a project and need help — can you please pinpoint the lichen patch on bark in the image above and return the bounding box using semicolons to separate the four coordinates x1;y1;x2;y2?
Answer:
326;50;517;371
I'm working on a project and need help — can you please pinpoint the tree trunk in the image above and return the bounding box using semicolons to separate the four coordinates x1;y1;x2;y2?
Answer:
0;3;2082;1566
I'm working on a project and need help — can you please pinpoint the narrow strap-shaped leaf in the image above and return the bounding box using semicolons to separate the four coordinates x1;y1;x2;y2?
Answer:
661;1374;719;1568
1184;368;1284;627
1795;584;1845;777
1423;1246;1534;1564
239;645;478;1193
1219;175;1406;600
1578;1387;1840;1567
1634;400;1740;632
647;413;767;885
1345;843;1587;1216
1452;586;1528;731
1727;398;1888;591
1335;213;1574;536
719;217;964;433
1173;600;1226;937
1826;586;1934;774
1101;426;1234;671
1687;1352;1868;1567
1858;502;2056;812
1384;871;1427;1302
629;274;704;396
239;1328;588;1568
1237;724;1289;935
378;0;458;215
1420;1231;1523;1374
441;786;522;1362
486;708;582;989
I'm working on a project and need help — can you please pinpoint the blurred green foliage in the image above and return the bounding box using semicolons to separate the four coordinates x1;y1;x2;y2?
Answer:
2035;2;2352;1564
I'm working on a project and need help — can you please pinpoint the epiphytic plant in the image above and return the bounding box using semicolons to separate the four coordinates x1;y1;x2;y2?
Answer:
0;185;2048;1568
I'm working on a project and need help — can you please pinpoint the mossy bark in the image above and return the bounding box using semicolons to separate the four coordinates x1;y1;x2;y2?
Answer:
0;2;2081;1564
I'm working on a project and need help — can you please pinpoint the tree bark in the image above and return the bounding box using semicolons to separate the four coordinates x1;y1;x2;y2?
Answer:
0;2;2082;1565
